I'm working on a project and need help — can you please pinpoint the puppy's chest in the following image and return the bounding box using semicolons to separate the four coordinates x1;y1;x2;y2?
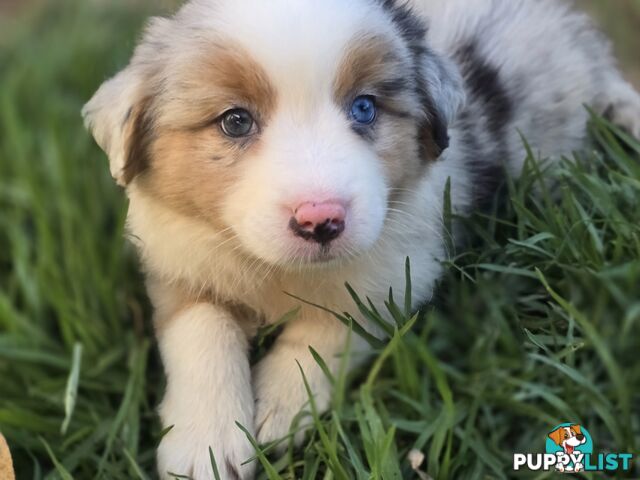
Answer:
190;277;299;330
201;272;354;331
224;301;267;338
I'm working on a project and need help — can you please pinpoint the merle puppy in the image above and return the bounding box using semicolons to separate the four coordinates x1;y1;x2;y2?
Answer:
83;0;640;477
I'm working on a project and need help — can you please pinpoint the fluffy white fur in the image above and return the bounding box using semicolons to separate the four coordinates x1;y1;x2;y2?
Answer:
156;304;255;479
83;0;640;478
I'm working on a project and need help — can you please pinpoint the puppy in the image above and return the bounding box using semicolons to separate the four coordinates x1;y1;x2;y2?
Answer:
548;425;587;472
83;0;640;478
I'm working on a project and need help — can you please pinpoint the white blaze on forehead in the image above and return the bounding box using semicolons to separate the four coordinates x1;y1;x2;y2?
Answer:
140;0;421;268
178;0;400;110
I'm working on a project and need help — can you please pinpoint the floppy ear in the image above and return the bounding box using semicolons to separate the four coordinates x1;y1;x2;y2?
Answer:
571;425;582;435
548;428;564;446
81;16;171;186
420;51;466;157
377;0;464;158
82;67;155;187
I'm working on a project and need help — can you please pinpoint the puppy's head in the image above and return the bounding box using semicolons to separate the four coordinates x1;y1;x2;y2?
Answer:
83;0;464;268
548;425;586;452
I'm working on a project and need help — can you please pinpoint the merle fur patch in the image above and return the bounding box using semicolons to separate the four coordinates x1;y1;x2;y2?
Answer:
454;40;514;208
378;0;453;158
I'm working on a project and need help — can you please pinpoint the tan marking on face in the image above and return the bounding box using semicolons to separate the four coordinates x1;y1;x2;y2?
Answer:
333;33;413;112
376;117;425;192
135;42;277;229
333;33;433;195
158;43;277;131
139;128;244;229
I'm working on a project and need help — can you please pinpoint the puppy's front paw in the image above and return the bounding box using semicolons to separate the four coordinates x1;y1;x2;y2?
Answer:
253;365;312;447
253;349;332;447
154;303;256;479
609;102;640;140
157;423;255;480
604;84;640;140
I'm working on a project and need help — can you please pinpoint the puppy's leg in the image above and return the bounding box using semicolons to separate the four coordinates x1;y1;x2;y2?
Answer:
253;314;363;446
156;304;255;480
597;76;640;139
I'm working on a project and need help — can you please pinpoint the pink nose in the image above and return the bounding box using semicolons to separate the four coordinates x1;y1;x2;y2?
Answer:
290;201;346;244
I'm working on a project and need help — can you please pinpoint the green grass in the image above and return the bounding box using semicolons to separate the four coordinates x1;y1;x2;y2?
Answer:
1;1;640;479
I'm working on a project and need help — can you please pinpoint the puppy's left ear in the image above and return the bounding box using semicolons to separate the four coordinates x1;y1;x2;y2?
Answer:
420;51;465;158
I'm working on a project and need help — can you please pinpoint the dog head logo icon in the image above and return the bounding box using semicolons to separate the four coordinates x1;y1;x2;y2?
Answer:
546;424;592;473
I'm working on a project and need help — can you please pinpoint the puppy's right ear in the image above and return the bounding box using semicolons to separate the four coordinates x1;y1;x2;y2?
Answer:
81;16;172;186
420;51;465;158
82;67;155;187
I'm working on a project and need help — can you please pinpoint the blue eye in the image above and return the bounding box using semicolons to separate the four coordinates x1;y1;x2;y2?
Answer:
350;95;377;125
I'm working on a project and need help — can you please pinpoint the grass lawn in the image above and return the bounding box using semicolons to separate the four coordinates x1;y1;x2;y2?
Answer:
1;1;639;479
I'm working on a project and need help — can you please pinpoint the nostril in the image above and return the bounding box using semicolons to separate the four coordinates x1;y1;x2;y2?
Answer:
313;219;345;244
329;218;345;230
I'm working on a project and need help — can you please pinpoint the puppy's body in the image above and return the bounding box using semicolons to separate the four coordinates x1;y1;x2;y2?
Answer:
83;0;640;478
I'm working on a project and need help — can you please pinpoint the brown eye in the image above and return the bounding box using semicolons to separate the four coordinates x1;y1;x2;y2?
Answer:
220;108;255;138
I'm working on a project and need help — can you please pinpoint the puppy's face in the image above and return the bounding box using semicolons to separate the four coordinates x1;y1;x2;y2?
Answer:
84;0;463;268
